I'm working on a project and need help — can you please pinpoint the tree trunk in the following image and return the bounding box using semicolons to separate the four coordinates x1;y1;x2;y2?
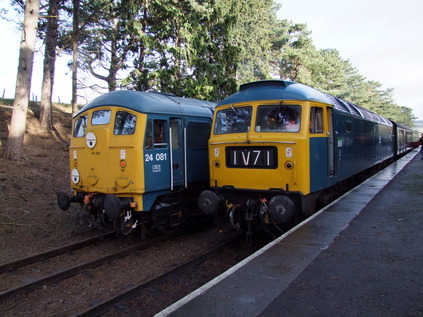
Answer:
40;0;59;131
71;0;79;116
107;17;119;92
4;0;41;161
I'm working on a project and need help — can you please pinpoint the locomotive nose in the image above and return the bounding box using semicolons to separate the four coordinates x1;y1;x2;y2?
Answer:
198;190;220;215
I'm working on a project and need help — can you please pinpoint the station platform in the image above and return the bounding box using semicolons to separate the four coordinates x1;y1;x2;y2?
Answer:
156;150;423;317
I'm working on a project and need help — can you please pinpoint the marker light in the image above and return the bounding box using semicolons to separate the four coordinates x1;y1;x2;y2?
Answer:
71;168;80;184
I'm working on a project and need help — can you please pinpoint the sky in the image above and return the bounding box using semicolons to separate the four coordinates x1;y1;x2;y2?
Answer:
0;0;422;119
276;0;423;120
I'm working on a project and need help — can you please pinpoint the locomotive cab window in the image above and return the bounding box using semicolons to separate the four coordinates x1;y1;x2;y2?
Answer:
73;115;87;137
92;109;111;125
214;106;252;134
256;105;301;132
114;111;137;135
145;119;167;149
310;107;324;133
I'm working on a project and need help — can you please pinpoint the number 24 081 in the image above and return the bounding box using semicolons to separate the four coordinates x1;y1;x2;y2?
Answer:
145;153;167;162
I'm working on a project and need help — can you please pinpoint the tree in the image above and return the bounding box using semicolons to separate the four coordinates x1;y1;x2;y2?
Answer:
184;0;238;99
143;0;239;99
4;0;41;161
270;20;325;87
71;0;79;115
122;0;278;100
40;0;60;131
20;0;415;125
229;0;278;83
396;106;416;127
77;0;132;92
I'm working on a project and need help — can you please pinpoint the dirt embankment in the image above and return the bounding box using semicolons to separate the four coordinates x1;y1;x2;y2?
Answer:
0;102;95;263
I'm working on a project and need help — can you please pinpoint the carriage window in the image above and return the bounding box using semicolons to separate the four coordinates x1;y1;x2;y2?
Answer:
310;107;323;133
187;122;211;149
345;121;352;132
92;109;111;125
256;105;301;132
214;106;252;134
144;119;167;149
73;115;87;137
114;111;137;135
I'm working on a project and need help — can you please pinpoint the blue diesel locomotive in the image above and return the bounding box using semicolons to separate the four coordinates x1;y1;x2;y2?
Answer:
198;80;416;238
57;90;215;237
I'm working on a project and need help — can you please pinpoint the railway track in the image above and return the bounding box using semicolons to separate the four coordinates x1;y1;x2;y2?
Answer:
76;236;243;316
0;232;171;303
0;231;116;274
0;224;259;316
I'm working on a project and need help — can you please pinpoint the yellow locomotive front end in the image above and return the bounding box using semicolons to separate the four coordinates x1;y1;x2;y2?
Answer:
63;106;146;233
209;101;310;195
198;80;335;239
70;107;145;205
199;98;313;239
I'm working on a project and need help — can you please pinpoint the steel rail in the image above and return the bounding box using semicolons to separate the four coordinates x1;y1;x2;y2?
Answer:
0;234;172;303
75;235;242;317
0;231;115;274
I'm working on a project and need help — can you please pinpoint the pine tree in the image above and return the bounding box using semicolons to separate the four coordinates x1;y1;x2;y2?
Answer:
4;0;41;161
40;0;60;131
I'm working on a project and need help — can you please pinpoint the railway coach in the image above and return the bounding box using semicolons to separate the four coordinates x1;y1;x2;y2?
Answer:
392;121;419;154
198;80;397;238
57;90;215;237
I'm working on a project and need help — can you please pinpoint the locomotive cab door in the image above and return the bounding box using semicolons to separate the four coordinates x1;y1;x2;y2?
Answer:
170;118;184;189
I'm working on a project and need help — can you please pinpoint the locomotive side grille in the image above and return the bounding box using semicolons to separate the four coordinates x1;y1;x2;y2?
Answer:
226;146;278;169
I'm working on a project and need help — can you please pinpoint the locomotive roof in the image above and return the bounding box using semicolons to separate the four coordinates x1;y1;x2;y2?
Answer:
75;90;216;118
218;80;392;126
